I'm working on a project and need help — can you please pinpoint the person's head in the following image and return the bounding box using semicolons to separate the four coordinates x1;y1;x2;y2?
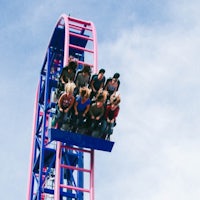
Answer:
111;73;120;83
79;87;91;99
96;89;108;103
82;64;91;75
110;92;121;106
96;94;104;107
99;68;105;74
67;65;74;73
68;61;77;72
65;82;76;95
98;68;105;79
113;73;120;79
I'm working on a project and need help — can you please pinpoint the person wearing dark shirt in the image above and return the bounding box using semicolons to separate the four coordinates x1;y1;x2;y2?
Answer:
89;68;106;99
56;61;77;98
74;64;91;96
104;72;120;99
87;94;105;135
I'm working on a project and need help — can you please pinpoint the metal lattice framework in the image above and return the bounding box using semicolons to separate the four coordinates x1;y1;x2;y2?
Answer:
26;14;114;200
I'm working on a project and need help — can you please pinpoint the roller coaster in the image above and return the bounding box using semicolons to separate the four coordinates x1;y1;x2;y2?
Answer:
26;14;116;200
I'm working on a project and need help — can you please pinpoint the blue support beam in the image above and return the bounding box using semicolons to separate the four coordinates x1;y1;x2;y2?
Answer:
49;128;114;152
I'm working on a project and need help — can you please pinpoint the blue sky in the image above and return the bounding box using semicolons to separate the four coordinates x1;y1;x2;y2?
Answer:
1;1;200;199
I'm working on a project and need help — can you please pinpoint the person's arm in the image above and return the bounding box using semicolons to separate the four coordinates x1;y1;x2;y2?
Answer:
104;79;111;91
59;68;67;83
112;107;120;121
99;82;104;91
100;77;106;89
90;79;96;92
113;86;118;93
74;100;78;115
83;102;91;117
75;73;80;87
58;94;64;111
105;105;110;122
89;105;94;119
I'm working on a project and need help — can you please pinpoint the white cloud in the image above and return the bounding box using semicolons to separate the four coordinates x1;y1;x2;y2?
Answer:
95;2;200;199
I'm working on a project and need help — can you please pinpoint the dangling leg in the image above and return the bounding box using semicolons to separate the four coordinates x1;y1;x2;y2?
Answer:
106;123;114;140
53;110;64;129
100;120;108;139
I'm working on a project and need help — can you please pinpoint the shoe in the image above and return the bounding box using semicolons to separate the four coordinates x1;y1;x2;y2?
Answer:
106;135;110;141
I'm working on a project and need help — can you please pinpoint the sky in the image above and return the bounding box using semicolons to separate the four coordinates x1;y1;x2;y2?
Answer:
0;0;200;199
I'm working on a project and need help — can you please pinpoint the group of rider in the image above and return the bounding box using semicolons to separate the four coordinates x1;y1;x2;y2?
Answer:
52;57;121;140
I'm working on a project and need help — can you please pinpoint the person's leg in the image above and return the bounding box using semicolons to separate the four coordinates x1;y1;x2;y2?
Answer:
100;120;108;139
106;123;114;140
